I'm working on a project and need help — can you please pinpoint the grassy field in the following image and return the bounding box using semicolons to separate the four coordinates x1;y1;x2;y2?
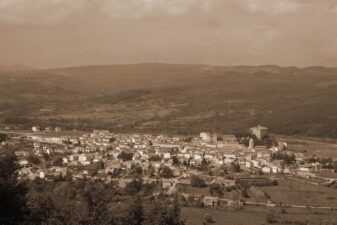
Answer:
260;179;337;207
284;136;337;159
182;207;266;225
182;206;337;225
177;184;210;196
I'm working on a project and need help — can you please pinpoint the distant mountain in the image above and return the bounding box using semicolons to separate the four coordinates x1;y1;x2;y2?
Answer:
0;64;35;72
1;63;337;137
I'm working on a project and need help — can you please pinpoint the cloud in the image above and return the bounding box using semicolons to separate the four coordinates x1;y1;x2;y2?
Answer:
0;0;211;25
1;0;337;68
245;0;301;14
0;0;314;26
0;0;87;25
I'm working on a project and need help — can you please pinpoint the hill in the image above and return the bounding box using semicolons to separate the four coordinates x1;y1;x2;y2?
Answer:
0;63;337;137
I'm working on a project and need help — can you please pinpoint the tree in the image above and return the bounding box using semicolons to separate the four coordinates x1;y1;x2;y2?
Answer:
125;179;143;195
144;200;162;225
118;151;134;161
199;158;209;171
160;166;174;178
241;187;249;198
0;133;8;142
230;162;240;173
166;194;185;225
0;148;29;225
149;155;161;161
266;210;278;224
144;196;185;225
202;213;214;224
27;194;59;225
83;182;112;225
53;157;63;167
272;152;296;165
172;156;180;166
191;175;207;188
28;154;41;165
209;183;223;197
130;164;143;177
184;136;193;143
128;195;144;225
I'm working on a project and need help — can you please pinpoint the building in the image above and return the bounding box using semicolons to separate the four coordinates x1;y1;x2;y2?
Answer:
248;138;254;149
45;127;53;132
200;132;211;142
221;135;237;144
250;125;268;140
32;126;40;132
203;196;219;207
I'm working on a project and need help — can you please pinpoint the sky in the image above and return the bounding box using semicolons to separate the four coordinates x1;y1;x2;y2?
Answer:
0;0;337;69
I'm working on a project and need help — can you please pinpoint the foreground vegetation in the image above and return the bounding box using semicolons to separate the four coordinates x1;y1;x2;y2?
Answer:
0;147;185;225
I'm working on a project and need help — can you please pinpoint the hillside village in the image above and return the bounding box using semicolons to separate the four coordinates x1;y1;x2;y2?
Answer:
2;125;337;209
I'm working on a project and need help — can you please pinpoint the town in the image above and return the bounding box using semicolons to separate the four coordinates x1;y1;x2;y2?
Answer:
1;124;337;212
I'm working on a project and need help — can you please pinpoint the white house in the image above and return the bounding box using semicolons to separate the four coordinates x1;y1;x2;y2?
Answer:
262;166;271;174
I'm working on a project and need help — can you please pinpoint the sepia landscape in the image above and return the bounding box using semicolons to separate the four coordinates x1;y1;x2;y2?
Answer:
1;1;337;225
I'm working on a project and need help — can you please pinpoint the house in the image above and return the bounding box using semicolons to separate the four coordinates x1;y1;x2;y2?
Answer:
245;161;252;168
32;126;40;132
283;167;290;174
45;127;53;132
221;135;237;144
203;196;218;207
200;132;211;142
39;171;46;179
194;154;202;160
176;178;191;185
118;178;133;188
162;179;175;188
271;166;282;174
299;164;311;172
143;177;158;184
163;153;171;159
55;127;62;132
224;158;234;164
227;200;245;207
298;163;322;172
18;159;28;166
262;166;271;174
250;125;268;140
252;160;260;168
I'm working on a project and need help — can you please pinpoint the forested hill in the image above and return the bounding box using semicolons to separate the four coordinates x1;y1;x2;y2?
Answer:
0;64;337;137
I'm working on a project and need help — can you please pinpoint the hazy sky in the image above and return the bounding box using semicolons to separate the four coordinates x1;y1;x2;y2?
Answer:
0;0;337;68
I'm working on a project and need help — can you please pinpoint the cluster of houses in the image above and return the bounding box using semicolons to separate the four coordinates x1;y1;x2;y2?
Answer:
5;125;332;201
1;124;336;209
21;126;324;180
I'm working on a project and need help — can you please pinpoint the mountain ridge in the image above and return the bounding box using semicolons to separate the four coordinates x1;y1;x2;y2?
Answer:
0;64;337;138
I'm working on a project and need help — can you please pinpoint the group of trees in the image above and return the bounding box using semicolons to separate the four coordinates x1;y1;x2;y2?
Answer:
272;152;296;165
0;148;29;225
118;151;134;161
236;132;278;148
306;157;337;171
208;183;224;197
27;154;41;165
159;166;174;178
0;133;8;142
191;175;207;188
